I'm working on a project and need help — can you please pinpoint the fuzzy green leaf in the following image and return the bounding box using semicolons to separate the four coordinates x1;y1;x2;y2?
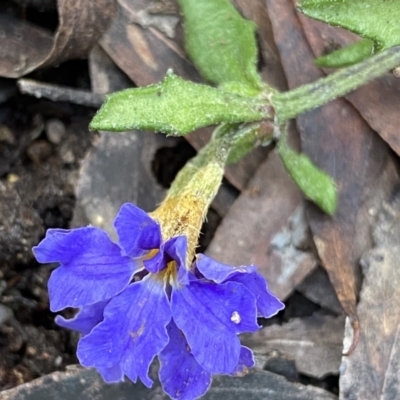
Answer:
179;0;264;95
315;38;374;68
298;0;400;54
278;140;337;215
89;72;270;136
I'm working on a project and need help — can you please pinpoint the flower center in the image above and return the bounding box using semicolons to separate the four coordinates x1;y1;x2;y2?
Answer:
165;261;177;283
142;248;159;261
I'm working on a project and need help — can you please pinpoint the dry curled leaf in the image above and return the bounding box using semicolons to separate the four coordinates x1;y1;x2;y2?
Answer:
0;0;117;78
100;0;198;86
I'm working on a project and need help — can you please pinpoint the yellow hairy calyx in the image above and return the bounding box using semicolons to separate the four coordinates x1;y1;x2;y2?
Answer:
151;162;223;267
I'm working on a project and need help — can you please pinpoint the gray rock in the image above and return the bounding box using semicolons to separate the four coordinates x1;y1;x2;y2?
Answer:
0;365;337;400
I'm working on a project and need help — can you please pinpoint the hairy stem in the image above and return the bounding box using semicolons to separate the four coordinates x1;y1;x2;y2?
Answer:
272;46;400;122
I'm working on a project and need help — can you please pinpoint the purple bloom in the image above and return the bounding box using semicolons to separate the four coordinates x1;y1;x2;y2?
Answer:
33;203;284;400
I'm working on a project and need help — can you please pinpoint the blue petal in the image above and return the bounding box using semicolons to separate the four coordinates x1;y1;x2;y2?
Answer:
97;365;124;383
159;321;212;400
77;276;171;387
33;228;136;312
195;254;257;283
195;255;284;318
114;203;162;258
55;300;109;336
229;346;255;376
171;280;258;374
228;272;284;318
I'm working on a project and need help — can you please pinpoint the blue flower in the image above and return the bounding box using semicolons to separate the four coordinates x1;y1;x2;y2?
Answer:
33;203;284;400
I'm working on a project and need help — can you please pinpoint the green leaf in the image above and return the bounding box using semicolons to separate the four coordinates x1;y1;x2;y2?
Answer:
179;0;264;95
315;38;374;68
278;139;337;215
89;72;270;136
298;0;400;52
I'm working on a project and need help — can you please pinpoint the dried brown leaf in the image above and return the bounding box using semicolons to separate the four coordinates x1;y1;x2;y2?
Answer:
340;192;400;399
0;15;52;78
89;46;132;95
266;0;390;333
206;152;317;300
233;0;287;91
243;314;345;379
0;0;116;78
100;0;198;86
295;10;400;157
297;267;342;314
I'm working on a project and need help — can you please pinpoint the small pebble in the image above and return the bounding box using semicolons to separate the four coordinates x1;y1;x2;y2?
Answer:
0;125;15;144
54;356;63;367
58;142;75;164
7;173;19;183
27;140;53;164
0;304;13;325
26;346;37;356
28;114;44;141
0;280;6;295
95;215;104;225
45;119;66;144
